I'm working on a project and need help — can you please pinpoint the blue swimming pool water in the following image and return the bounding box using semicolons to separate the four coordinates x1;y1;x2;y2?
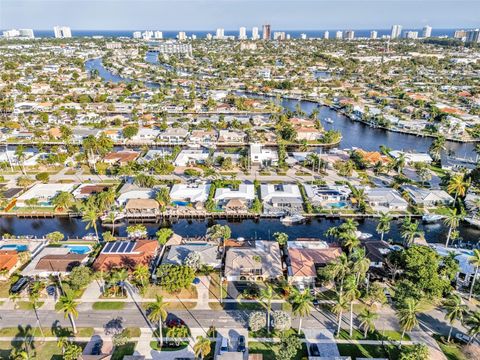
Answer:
64;245;92;254
172;201;190;207
0;244;28;251
328;201;347;208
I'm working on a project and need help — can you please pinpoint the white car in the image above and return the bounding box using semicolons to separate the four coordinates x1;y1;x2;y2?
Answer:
219;337;229;354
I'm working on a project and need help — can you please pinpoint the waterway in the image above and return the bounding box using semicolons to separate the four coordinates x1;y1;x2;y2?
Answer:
1;217;479;247
8;57;472;246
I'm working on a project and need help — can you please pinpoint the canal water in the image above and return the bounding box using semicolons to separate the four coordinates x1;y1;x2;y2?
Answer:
1;217;479;247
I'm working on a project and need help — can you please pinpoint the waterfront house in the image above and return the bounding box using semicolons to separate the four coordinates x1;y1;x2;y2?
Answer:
214;183;255;210
364;187;408;212
138;149;172;163
170;183;211;204
16;183;76;208
0;251;20;279
103;150;140;166
174;149;210;167
303;184;351;208
190;130;218;145
224;241;283;282
260;183;303;215
72;184;110;200
250;144;278;167
389;150;432;164
217;130;246;144
125;199;160;217
402;185;454;208
93;240;158;272
163;243;221;269
362;240;393;268
286;241;342;289
129;127;160;143
22;247;88;277
117;183;155;206
430;244;478;288
158;128;189;144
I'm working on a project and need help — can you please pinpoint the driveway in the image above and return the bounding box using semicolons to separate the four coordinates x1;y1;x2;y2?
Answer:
303;328;340;358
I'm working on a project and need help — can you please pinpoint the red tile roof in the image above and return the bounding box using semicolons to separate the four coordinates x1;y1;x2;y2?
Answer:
93;240;158;272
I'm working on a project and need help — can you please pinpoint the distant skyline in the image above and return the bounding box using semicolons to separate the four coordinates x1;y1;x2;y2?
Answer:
1;0;479;31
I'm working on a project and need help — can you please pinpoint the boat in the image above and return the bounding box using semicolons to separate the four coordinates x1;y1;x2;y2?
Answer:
324;117;334;124
280;214;306;225
422;214;444;223
355;231;373;240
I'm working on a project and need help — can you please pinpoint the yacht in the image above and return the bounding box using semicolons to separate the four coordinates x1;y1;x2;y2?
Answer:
422;214;444;223
324;117;334;124
281;214;306;225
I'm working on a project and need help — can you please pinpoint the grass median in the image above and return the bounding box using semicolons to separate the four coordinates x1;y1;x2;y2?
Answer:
92;301;125;310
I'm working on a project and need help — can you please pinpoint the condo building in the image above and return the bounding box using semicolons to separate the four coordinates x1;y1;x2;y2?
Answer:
262;24;271;40
422;25;432;38
53;26;72;38
391;24;402;39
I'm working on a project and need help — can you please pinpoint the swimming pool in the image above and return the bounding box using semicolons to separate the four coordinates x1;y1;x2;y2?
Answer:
63;245;92;255
327;201;347;208
172;200;190;207
0;244;28;252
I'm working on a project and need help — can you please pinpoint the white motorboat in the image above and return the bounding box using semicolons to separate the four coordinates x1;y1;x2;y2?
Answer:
422;214;444;223
324;117;334;124
281;214;306;224
355;231;373;240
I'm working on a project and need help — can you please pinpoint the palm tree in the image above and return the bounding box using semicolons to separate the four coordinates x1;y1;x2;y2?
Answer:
193;336;211;360
358;308;378;338
443;294;467;342
429;136;446;163
82;205;101;240
133;264;150;288
115;268;129;296
397;297;420;344
400;219;424;247
147;295;168;347
394;153;406;174
331;292;348;336
206;224;231;245
447;173;471;203
290;289;313;334
344;276;361;337
444;208;464;248
51;191;75;212
468;249;480;301
342;234;360;254
106;212;117;234
465;311;480;343
28;282;45;338
57;336;69;355
351;248;371;284
260;284;275;334
57;289;79;334
328;253;351;295
349;186;367;212
376;212;392;241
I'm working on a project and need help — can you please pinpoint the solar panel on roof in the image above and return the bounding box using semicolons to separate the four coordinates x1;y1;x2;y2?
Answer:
118;242;129;253
111;242;122;253
125;242;135;253
103;242;114;253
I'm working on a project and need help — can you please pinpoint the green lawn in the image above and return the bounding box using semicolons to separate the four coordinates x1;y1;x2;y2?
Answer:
338;329;410;341
111;342;136;360
15;301;44;310
0;327;94;337
250;328;304;339
337;343;404;360
150;341;188;351
248;341;308;360
92;301;125;310
0;340;86;359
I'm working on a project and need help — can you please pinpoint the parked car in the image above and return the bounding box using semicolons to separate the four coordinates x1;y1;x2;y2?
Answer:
220;337;229;354
309;343;320;357
237;335;246;352
10;277;29;294
46;285;56;296
455;332;471;343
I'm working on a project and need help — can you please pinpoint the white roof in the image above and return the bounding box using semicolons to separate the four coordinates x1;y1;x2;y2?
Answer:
17;183;76;201
214;184;255;201
174;149;209;166
170;184;210;202
390;150;432;163
260;183;302;202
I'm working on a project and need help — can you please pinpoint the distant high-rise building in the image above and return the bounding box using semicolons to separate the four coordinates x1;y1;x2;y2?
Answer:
404;31;418;39
391;24;402;39
206;33;213;40
344;30;355;40
142;31;153;40
335;31;343;39
154;31;163;39
191;34;197;40
54;26;71;38
239;27;247;40
454;30;467;40
323;31;329;39
215;28;225;39
273;32;286;40
177;31;187;41
370;31;378;39
300;33;307;40
252;27;260;40
3;29;35;39
466;29;480;43
422;25;432;38
133;31;142;39
262;24;271;40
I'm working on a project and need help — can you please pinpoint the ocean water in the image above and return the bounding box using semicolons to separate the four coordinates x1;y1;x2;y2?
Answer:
8;29;458;39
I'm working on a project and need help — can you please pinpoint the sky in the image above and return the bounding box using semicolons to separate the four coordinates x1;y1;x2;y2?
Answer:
1;0;479;30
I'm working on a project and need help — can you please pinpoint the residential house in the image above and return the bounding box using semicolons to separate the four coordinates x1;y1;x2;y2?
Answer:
93;240;158;272
224;241;283;282
130;128;161;143
103;151;140;166
190;130;218;145
260;183;303;215
158;128;189;144
117;183;155;206
125;199;160;217
16;183;76;207
22;247;88;277
402;185;454;208
287;241;342;288
217;130;245;144
163;243;221;269
214;183;255;210
365;188;408;211
174;149;210;167
389;151;432;164
250;144;278;167
303;184;351;208
72;184;110;200
0;251;20;278
170;183;211;204
138;149;172;163
362;240;393;268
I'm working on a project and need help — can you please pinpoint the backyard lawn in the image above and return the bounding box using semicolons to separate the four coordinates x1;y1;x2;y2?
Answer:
337;343;405;359
142;284;198;299
249;341;308;360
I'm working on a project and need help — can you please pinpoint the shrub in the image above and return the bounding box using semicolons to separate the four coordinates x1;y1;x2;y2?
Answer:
68;266;92;290
35;172;50;183
248;311;266;332
156;264;195;293
271;310;292;331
